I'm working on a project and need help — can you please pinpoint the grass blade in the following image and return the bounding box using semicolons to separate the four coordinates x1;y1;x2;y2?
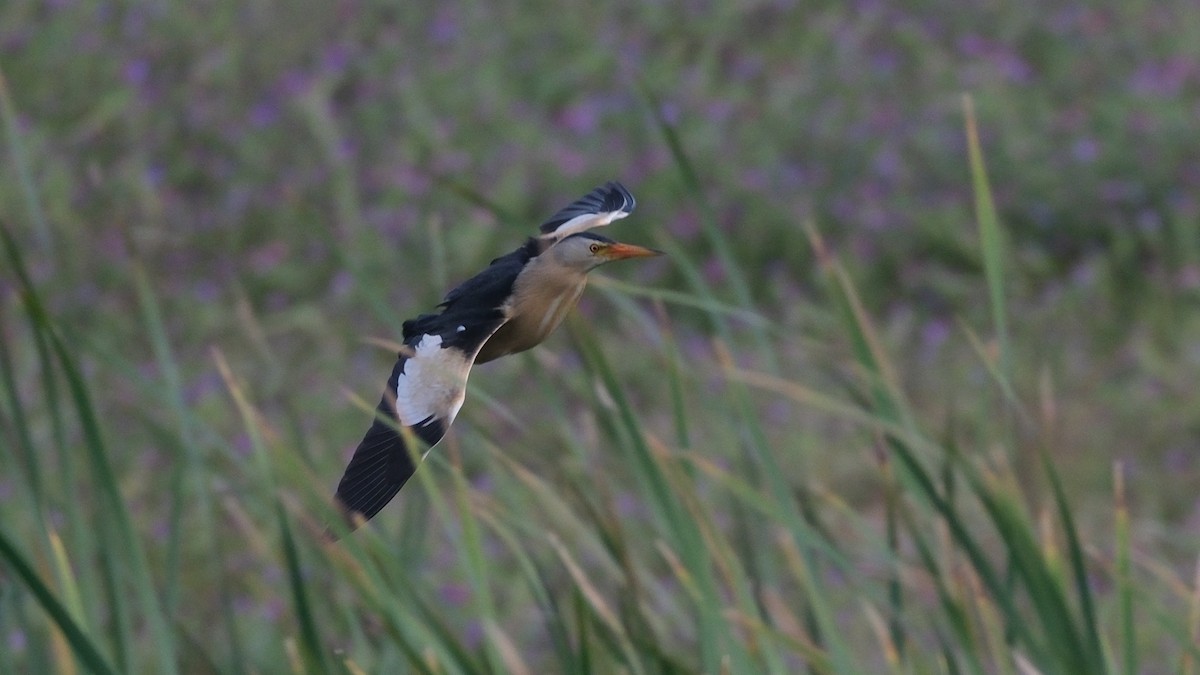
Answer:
963;94;1010;382
1114;462;1135;675
1041;447;1104;672
1;224;178;673
279;504;332;674
0;529;118;675
0;68;51;251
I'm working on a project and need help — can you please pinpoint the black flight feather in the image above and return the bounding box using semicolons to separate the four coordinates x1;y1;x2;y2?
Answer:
339;240;530;526
334;358;420;523
335;308;506;526
538;181;636;234
429;238;537;319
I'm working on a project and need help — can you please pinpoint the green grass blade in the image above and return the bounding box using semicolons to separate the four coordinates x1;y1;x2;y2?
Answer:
409;592;484;673
894;501;988;675
963;94;1010;381
447;465;503;671
130;260;213;620
0;300;43;508
653;301;692;450
574;590;594;675
0;528;119;675
279;504;332;674
971;479;1092;672
635;80;782;389
881;454;906;661
636;81;752;312
49;322;177;673
569;320;735;674
475;508;582;672
398;451;498;672
1040;446;1104;671
0;68;51;251
591;276;767;326
707;372;856;670
1;224;178;673
2;225;115;661
1113;463;1135;675
97;535;133;672
884;436;1044;662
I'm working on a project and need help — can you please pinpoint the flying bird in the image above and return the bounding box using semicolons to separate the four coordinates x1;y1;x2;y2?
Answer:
334;182;661;528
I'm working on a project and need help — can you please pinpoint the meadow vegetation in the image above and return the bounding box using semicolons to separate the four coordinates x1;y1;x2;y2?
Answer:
2;1;1200;673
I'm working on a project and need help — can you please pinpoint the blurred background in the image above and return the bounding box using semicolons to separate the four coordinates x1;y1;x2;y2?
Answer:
2;0;1200;672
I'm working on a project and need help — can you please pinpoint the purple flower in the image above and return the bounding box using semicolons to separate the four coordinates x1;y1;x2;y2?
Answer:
668;210;702;240
1178;264;1200;291
1163;447;1192;473
921;318;951;353
704;98;735;125
429;7;459;44
872;146;902;181
249;101;280;128
144;163;166;187
1130;57;1194;97
233;434;253;457
278;69;312;98
322;44;351;74
6;630;25;654
659;101;682;126
470;472;494;495
335;138;357;162
185;371;222;406
553;146;587;176
463;620;484;650
613;492;645;518
1071;138;1100;163
701;256;726;284
122;59;150;88
871;50;900;76
558;101;600;135
438;582;471;606
330;270;354;298
728;53;764;81
957;34;989;58
249;241;289;270
996;52;1033;84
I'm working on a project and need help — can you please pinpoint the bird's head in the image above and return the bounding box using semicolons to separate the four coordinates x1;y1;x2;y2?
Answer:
552;232;664;272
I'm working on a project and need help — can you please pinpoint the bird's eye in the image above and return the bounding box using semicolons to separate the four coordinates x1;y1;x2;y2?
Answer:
589;243;601;253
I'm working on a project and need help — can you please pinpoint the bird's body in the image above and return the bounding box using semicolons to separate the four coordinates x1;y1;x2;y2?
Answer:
480;250;588;362
334;182;659;528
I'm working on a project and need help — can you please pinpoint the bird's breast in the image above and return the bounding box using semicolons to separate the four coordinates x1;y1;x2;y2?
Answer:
477;276;586;363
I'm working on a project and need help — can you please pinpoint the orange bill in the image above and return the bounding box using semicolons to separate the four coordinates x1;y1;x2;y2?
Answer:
603;242;665;260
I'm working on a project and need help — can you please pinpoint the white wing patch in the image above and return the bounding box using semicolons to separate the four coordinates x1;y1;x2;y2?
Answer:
546;209;631;239
394;334;472;430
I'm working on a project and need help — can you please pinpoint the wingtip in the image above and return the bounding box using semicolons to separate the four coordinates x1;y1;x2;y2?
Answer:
320;497;371;541
603;180;636;215
538;181;638;235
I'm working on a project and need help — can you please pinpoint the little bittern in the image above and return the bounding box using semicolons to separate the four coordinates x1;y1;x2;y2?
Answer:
334;182;660;527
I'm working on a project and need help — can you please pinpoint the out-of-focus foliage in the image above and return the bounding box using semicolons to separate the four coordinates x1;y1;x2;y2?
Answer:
2;0;1200;672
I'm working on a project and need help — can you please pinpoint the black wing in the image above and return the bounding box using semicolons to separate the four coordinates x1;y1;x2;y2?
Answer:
538;181;636;237
334;311;508;526
334;251;526;528
431;238;537;318
334;358;433;525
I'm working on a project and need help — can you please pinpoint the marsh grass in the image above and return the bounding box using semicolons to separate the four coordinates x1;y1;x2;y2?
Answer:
5;4;1200;667
3;88;1198;672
